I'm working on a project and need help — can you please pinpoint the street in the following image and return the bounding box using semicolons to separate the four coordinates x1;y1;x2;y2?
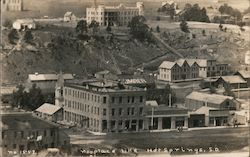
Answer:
68;127;249;156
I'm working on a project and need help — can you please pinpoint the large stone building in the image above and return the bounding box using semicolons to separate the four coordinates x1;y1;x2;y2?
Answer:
60;79;147;133
86;2;144;26
0;112;70;156
158;59;229;82
1;0;23;11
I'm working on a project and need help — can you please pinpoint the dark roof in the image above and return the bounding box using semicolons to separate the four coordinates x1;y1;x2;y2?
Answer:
1;113;58;130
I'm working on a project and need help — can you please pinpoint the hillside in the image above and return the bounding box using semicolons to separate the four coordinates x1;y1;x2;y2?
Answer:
1;26;175;84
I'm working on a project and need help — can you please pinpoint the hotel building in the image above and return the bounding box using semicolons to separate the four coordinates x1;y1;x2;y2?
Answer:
59;80;147;133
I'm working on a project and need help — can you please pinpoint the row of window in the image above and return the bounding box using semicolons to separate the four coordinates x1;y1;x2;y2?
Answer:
2;129;55;139
88;10;138;16
111;107;143;116
64;100;100;115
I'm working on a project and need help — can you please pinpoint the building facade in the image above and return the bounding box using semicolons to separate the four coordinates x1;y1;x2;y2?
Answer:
1;113;70;156
34;103;63;122
62;80;147;133
158;59;205;82
86;2;144;26
1;0;23;11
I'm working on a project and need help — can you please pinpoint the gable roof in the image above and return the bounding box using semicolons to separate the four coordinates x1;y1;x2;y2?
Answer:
35;103;62;115
236;70;250;79
64;12;73;16
1;113;58;130
220;76;247;84
159;61;176;69
159;59;207;69
28;73;74;81
186;91;233;105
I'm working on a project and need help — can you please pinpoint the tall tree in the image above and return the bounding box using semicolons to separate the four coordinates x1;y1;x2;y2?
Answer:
8;29;19;44
180;20;189;33
24;30;34;43
75;20;88;34
89;20;99;35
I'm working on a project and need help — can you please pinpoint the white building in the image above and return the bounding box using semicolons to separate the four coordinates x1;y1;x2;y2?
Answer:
1;0;23;11
86;2;144;26
13;19;36;30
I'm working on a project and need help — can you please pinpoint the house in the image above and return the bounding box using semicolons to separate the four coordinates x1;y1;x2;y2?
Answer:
188;106;230;127
145;102;189;130
158;59;207;82
13;19;36;30
86;2;144;26
207;59;228;77
34;103;63;122
242;13;250;24
215;76;248;89
64;12;77;22
26;73;74;93
235;70;250;87
0;112;70;156
185;91;237;111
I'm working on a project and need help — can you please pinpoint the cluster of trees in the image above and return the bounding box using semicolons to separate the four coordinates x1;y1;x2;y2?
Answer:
180;4;210;23
157;4;176;20
146;84;176;105
128;16;155;43
11;84;45;110
8;29;34;44
219;4;242;20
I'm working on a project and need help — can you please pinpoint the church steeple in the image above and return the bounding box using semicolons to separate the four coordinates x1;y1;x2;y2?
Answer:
55;70;64;107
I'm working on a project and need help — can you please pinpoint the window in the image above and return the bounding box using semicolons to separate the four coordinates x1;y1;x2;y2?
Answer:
21;131;24;138
13;144;16;149
139;107;143;115
127;96;130;103
139;96;143;102
112;108;115;116
103;108;107;116
119;108;123;115
119;96;123;103
103;97;107;104
14;131;17;138
131;108;135;115
112;97;115;103
131;96;135;103
44;130;47;137
127;107;130;115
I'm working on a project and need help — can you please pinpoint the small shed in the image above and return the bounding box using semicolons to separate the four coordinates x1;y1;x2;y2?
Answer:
35;103;63;122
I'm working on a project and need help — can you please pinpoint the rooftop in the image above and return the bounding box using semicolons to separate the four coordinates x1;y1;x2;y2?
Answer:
159;58;207;69
35;103;62;115
28;73;74;81
0;112;58;130
186;91;233;105
236;70;250;79
65;80;146;93
219;76;247;84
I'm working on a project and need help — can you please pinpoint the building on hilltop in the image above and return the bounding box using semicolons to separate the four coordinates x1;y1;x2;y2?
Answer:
1;0;23;11
86;2;144;26
62;79;147;133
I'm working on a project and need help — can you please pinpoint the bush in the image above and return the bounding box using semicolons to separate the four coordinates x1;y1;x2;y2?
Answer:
180;20;189;33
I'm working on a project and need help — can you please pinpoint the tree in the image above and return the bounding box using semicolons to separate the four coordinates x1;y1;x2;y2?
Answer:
24;30;34;43
128;16;153;42
181;4;210;23
219;4;242;20
146;84;176;105
202;29;206;36
180;20;189;33
8;29;19;44
11;84;44;110
75;20;88;34
106;24;112;33
89;20;99;35
156;25;160;32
